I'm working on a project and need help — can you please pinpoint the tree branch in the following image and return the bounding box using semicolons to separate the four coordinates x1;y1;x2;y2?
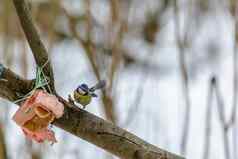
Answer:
0;64;33;101
55;98;183;159
0;64;183;159
12;0;55;93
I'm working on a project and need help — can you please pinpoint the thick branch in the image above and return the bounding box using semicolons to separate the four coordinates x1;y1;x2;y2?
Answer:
55;99;183;159
0;65;184;159
0;64;33;101
12;0;55;92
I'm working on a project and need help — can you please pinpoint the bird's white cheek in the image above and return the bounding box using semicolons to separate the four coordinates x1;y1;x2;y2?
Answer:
77;89;85;94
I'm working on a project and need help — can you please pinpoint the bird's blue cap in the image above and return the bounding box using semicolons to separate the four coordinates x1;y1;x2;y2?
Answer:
78;84;89;92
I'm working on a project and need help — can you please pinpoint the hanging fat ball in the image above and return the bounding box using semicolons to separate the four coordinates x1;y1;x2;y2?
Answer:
73;80;106;108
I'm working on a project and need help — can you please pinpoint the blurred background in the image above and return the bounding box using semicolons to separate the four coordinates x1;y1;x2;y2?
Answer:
0;0;237;158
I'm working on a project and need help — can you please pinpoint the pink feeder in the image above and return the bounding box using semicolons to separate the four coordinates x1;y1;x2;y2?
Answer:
12;90;64;144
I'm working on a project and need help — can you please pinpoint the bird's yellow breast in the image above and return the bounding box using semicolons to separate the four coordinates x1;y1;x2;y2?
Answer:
73;91;92;107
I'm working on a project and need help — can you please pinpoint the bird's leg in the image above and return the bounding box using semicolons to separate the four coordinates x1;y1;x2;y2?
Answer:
67;94;82;111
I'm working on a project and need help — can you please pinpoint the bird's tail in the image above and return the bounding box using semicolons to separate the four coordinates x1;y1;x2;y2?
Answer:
89;80;106;92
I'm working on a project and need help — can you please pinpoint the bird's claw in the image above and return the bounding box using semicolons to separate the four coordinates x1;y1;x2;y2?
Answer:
68;95;75;105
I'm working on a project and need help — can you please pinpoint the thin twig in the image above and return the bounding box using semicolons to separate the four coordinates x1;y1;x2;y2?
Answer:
230;1;238;158
63;6;117;122
120;45;156;127
202;77;215;159
213;78;231;159
173;0;192;155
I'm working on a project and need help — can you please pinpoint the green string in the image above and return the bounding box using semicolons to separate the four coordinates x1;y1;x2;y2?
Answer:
14;60;51;104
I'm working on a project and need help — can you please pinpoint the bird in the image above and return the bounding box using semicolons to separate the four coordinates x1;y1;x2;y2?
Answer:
72;80;106;108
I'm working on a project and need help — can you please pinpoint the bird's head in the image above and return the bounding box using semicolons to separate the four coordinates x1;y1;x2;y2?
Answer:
76;83;98;97
76;84;89;95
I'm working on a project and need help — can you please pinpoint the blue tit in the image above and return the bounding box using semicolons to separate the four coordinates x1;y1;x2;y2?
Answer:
73;80;106;108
